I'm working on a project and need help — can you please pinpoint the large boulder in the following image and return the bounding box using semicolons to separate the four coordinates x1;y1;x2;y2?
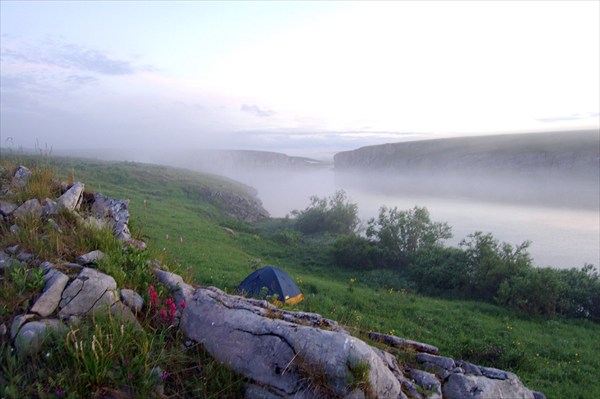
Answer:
178;285;402;398
58;268;118;318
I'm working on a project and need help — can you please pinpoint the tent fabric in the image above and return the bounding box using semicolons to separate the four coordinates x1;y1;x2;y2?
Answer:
237;266;304;304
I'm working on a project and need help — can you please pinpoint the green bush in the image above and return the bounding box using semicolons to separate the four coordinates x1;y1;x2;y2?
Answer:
408;246;469;295
332;235;381;270
366;206;452;267
460;232;532;300
292;190;359;235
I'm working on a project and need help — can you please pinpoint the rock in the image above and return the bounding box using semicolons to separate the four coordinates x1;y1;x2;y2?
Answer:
479;365;509;380
0;323;7;336
417;352;456;374
43;198;59;216
59;261;84;271
124;238;147;250
57;182;84;211
13;198;43;219
47;218;63;233
0;250;13;271
58;267;118;318
12;166;32;189
83;216;107;230
406;368;442;399
110;302;143;330
178;286;402;398
368;332;439;354
16;252;34;263
30;268;69;317
76;250;105;265
245;383;287;399
6;244;20;255
120;289;144;312
442;372;535;399
10;224;20;234
10;314;36;339
150;366;166;396
14;319;67;356
533;391;547;399
455;360;483;376
91;193;131;241
0;200;17;216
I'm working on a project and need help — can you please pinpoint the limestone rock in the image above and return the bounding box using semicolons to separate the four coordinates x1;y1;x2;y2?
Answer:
56;182;84;212
368;332;439;355
417;352;456;377
406;368;442;399
58;267;118;318
110;302;143;330
13;199;43;219
14;319;67;356
43;198;59;216
0;200;17;216
30;267;69;317
0;250;13;271
179;286;401;398
11;314;36;339
120;288;144;312
16;252;34;263
12;166;32;189
83;216;108;230
442;372;535;399
91;193;131;241
76;250;105;265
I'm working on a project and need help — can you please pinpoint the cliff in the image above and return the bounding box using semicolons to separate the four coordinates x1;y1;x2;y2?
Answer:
334;130;599;180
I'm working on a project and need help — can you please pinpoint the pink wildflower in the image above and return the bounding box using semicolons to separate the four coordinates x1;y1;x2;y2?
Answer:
180;299;186;309
166;298;177;324
160;309;168;322
148;285;158;309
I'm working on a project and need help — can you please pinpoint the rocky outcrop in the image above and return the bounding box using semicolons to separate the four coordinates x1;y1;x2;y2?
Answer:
156;267;544;399
181;184;269;222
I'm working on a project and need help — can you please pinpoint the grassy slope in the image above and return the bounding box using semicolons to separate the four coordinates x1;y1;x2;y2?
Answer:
14;155;600;399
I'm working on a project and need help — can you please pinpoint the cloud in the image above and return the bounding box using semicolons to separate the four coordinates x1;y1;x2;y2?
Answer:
241;104;275;118
1;37;151;76
537;112;600;123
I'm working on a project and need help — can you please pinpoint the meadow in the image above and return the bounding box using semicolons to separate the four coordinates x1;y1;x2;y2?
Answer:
1;154;599;398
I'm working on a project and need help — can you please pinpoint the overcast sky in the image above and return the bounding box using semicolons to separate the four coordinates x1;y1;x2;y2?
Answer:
1;1;599;156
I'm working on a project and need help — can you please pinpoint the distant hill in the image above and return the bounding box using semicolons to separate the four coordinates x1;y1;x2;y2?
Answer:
334;130;599;179
333;130;600;208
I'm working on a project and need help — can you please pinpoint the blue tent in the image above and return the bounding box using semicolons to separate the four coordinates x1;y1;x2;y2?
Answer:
237;266;304;304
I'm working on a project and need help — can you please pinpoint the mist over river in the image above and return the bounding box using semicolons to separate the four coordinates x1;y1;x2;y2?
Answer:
234;169;600;270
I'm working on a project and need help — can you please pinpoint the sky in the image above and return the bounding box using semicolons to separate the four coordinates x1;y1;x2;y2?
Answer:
1;0;599;156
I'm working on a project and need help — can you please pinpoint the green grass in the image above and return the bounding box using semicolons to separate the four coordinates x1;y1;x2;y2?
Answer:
2;154;599;399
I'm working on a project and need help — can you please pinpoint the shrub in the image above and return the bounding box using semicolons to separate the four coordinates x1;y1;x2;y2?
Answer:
332;235;381;270
292;190;359;235
409;246;470;295
366;206;452;268
460;232;532;300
